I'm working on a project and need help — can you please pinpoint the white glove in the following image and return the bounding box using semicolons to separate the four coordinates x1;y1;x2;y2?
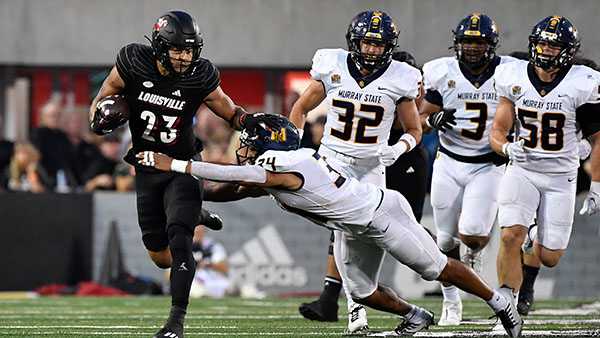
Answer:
578;138;592;160
580;182;600;216
502;140;528;163
377;143;408;167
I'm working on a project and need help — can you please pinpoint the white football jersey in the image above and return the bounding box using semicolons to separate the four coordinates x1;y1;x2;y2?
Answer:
494;60;600;173
255;148;383;230
423;56;517;156
311;49;422;158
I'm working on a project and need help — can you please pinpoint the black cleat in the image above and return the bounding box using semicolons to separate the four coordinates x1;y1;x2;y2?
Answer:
299;299;339;322
517;287;534;316
153;323;183;338
199;208;223;231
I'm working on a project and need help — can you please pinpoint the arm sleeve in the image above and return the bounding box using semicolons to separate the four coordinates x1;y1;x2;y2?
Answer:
189;161;267;183
576;102;600;137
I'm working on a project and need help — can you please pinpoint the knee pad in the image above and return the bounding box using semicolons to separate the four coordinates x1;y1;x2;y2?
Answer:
168;225;193;252
437;231;460;253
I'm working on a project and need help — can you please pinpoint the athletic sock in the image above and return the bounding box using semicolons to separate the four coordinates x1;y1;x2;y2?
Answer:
442;285;460;303
486;290;509;312
521;264;540;292
320;276;342;303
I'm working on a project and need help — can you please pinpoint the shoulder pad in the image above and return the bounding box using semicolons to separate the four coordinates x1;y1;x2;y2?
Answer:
423;57;452;90
499;55;520;64
310;48;347;81
387;62;423;99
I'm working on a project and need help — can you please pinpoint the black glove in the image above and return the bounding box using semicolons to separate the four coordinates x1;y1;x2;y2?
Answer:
240;112;265;131
426;108;457;132
90;108;127;135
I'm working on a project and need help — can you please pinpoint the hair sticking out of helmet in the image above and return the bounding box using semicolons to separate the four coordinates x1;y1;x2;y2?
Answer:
346;10;399;72
528;16;580;71
149;10;204;77
453;13;499;70
236;114;301;165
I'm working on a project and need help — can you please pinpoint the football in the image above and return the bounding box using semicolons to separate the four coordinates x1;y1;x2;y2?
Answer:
91;94;130;135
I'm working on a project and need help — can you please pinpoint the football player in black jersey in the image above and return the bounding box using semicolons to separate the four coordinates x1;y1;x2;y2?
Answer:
88;10;255;338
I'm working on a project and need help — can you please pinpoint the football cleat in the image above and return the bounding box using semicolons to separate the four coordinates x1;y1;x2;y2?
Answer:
462;248;483;274
491;295;523;338
344;304;369;335
153;323;183;338
393;307;434;336
517;287;535;316
199;209;223;231
438;299;462;326
298;298;339;322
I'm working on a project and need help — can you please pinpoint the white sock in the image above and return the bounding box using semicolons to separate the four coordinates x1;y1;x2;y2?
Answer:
442;285;460;303
486;290;509;312
343;282;356;312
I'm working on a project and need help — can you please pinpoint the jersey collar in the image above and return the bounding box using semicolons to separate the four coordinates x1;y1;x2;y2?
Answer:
458;56;500;89
346;54;391;89
527;62;572;97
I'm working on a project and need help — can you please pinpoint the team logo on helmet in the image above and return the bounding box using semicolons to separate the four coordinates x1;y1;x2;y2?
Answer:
154;17;168;32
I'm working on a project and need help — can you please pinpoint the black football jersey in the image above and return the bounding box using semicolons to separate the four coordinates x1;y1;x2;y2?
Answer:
115;43;220;169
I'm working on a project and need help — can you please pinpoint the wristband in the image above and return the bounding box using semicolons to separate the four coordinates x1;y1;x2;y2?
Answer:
171;159;189;173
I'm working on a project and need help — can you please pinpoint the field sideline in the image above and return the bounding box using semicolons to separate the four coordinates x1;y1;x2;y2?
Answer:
0;296;599;337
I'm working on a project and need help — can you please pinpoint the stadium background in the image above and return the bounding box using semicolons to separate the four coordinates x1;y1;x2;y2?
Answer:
0;0;599;304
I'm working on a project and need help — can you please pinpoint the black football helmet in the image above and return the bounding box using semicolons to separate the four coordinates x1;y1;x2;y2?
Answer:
528;16;580;71
346;10;399;71
236;114;301;165
453;13;499;69
150;10;204;76
392;50;417;68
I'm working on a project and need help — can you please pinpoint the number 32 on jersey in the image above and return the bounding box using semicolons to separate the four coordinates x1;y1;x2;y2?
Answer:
330;99;384;144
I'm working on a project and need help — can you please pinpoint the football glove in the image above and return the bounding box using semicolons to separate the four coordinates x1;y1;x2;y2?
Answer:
578;138;592;160
426;108;457;132
502;140;528;163
580;182;600;216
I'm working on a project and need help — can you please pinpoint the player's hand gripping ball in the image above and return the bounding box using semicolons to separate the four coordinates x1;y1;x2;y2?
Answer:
91;95;130;135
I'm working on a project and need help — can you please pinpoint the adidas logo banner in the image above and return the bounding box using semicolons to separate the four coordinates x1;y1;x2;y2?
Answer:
229;225;307;287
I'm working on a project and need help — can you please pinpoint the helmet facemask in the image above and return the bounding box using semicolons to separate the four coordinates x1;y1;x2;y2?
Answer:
454;36;496;70
236;130;260;165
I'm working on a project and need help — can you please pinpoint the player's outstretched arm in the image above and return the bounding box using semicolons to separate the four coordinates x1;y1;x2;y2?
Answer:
136;151;302;190
203;181;268;202
289;80;326;132
89;66;125;123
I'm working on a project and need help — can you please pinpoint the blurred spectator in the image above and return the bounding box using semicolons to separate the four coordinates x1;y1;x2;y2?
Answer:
283;90;317;149
2;142;50;192
195;106;235;163
114;162;135;192
0;114;14;190
30;99;77;190
188;226;231;298
82;135;121;191
62;108;102;186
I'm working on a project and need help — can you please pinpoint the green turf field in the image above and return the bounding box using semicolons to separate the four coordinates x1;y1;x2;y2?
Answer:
0;296;599;337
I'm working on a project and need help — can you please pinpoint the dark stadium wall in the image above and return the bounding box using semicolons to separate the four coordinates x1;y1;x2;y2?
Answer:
0;193;93;291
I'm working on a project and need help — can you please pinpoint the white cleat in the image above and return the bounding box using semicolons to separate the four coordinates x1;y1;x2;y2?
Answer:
491;293;523;337
462;248;483;274
367;307;434;337
344;304;369;336
437;299;462;326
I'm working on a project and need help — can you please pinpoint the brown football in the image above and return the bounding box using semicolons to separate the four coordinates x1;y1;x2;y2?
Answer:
93;94;129;133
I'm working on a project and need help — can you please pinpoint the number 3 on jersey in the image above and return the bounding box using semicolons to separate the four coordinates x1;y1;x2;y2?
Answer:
330;99;383;144
141;110;179;143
